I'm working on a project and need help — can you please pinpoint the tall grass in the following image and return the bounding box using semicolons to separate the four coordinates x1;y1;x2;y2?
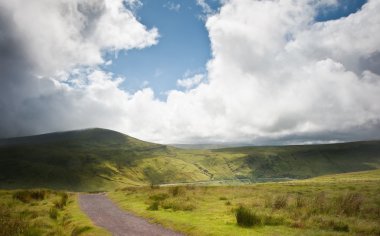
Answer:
0;204;29;235
235;206;261;227
54;192;68;209
336;192;363;216
273;195;287;209
12;190;48;203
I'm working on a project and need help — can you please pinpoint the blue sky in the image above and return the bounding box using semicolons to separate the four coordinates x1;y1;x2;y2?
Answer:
102;0;367;99
104;0;221;97
316;0;367;21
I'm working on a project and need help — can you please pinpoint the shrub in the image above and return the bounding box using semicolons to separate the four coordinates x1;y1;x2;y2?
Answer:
219;196;228;200
147;201;159;211
226;201;232;206
273;195;287;209
235;206;261;227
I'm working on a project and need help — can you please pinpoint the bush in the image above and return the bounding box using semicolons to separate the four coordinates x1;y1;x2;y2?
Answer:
273;195;287;209
235;206;261;227
147;201;159;211
219;196;228;200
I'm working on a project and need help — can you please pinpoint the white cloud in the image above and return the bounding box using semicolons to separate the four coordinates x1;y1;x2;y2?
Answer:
177;73;205;89
1;0;380;145
164;2;181;12
0;0;158;76
196;0;213;14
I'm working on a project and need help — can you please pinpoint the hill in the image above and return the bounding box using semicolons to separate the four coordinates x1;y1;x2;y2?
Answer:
0;128;380;191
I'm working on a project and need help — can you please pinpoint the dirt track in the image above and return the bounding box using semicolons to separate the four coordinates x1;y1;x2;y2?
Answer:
79;193;183;236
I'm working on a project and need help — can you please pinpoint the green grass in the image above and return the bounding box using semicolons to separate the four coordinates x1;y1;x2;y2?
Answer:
1;129;380;234
108;170;380;236
0;189;108;236
1;128;380;191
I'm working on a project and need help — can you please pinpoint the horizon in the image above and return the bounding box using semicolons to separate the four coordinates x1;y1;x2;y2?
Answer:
2;127;379;147
1;0;380;145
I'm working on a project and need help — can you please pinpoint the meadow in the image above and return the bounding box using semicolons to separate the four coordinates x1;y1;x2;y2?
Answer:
1;129;380;235
109;169;380;236
0;189;108;236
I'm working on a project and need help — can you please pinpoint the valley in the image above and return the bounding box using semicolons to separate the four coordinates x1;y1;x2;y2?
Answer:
1;128;380;235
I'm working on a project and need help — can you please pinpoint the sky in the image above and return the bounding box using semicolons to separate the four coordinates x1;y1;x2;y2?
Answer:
0;0;380;145
106;0;220;96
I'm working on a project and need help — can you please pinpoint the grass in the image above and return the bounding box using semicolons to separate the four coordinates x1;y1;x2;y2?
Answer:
235;206;261;227
1;128;380;191
108;169;380;236
0;189;109;236
0;128;379;235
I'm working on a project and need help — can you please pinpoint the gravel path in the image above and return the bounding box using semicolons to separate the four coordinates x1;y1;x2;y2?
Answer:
79;193;184;236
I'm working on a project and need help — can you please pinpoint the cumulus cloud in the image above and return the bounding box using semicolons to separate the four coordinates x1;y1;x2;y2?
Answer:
177;73;205;89
0;0;380;145
0;0;158;137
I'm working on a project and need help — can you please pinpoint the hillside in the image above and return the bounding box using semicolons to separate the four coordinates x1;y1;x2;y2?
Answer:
0;128;169;191
1;128;380;191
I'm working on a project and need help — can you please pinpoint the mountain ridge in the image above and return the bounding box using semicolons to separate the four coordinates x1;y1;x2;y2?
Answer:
1;128;380;191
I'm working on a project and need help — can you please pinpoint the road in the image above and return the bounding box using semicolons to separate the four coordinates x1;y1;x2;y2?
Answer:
79;193;183;236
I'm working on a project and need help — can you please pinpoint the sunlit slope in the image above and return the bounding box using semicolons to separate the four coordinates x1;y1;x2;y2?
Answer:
1;128;380;191
215;141;380;179
0;128;209;191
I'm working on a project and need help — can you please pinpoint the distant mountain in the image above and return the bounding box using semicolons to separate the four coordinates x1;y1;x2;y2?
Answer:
1;128;380;191
170;143;251;150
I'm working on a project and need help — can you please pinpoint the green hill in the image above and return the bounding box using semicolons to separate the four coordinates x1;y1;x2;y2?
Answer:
0;128;380;191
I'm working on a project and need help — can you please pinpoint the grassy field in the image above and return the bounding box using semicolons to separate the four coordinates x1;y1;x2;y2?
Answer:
108;169;380;236
0;189;108;236
1;128;380;191
1;129;380;235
